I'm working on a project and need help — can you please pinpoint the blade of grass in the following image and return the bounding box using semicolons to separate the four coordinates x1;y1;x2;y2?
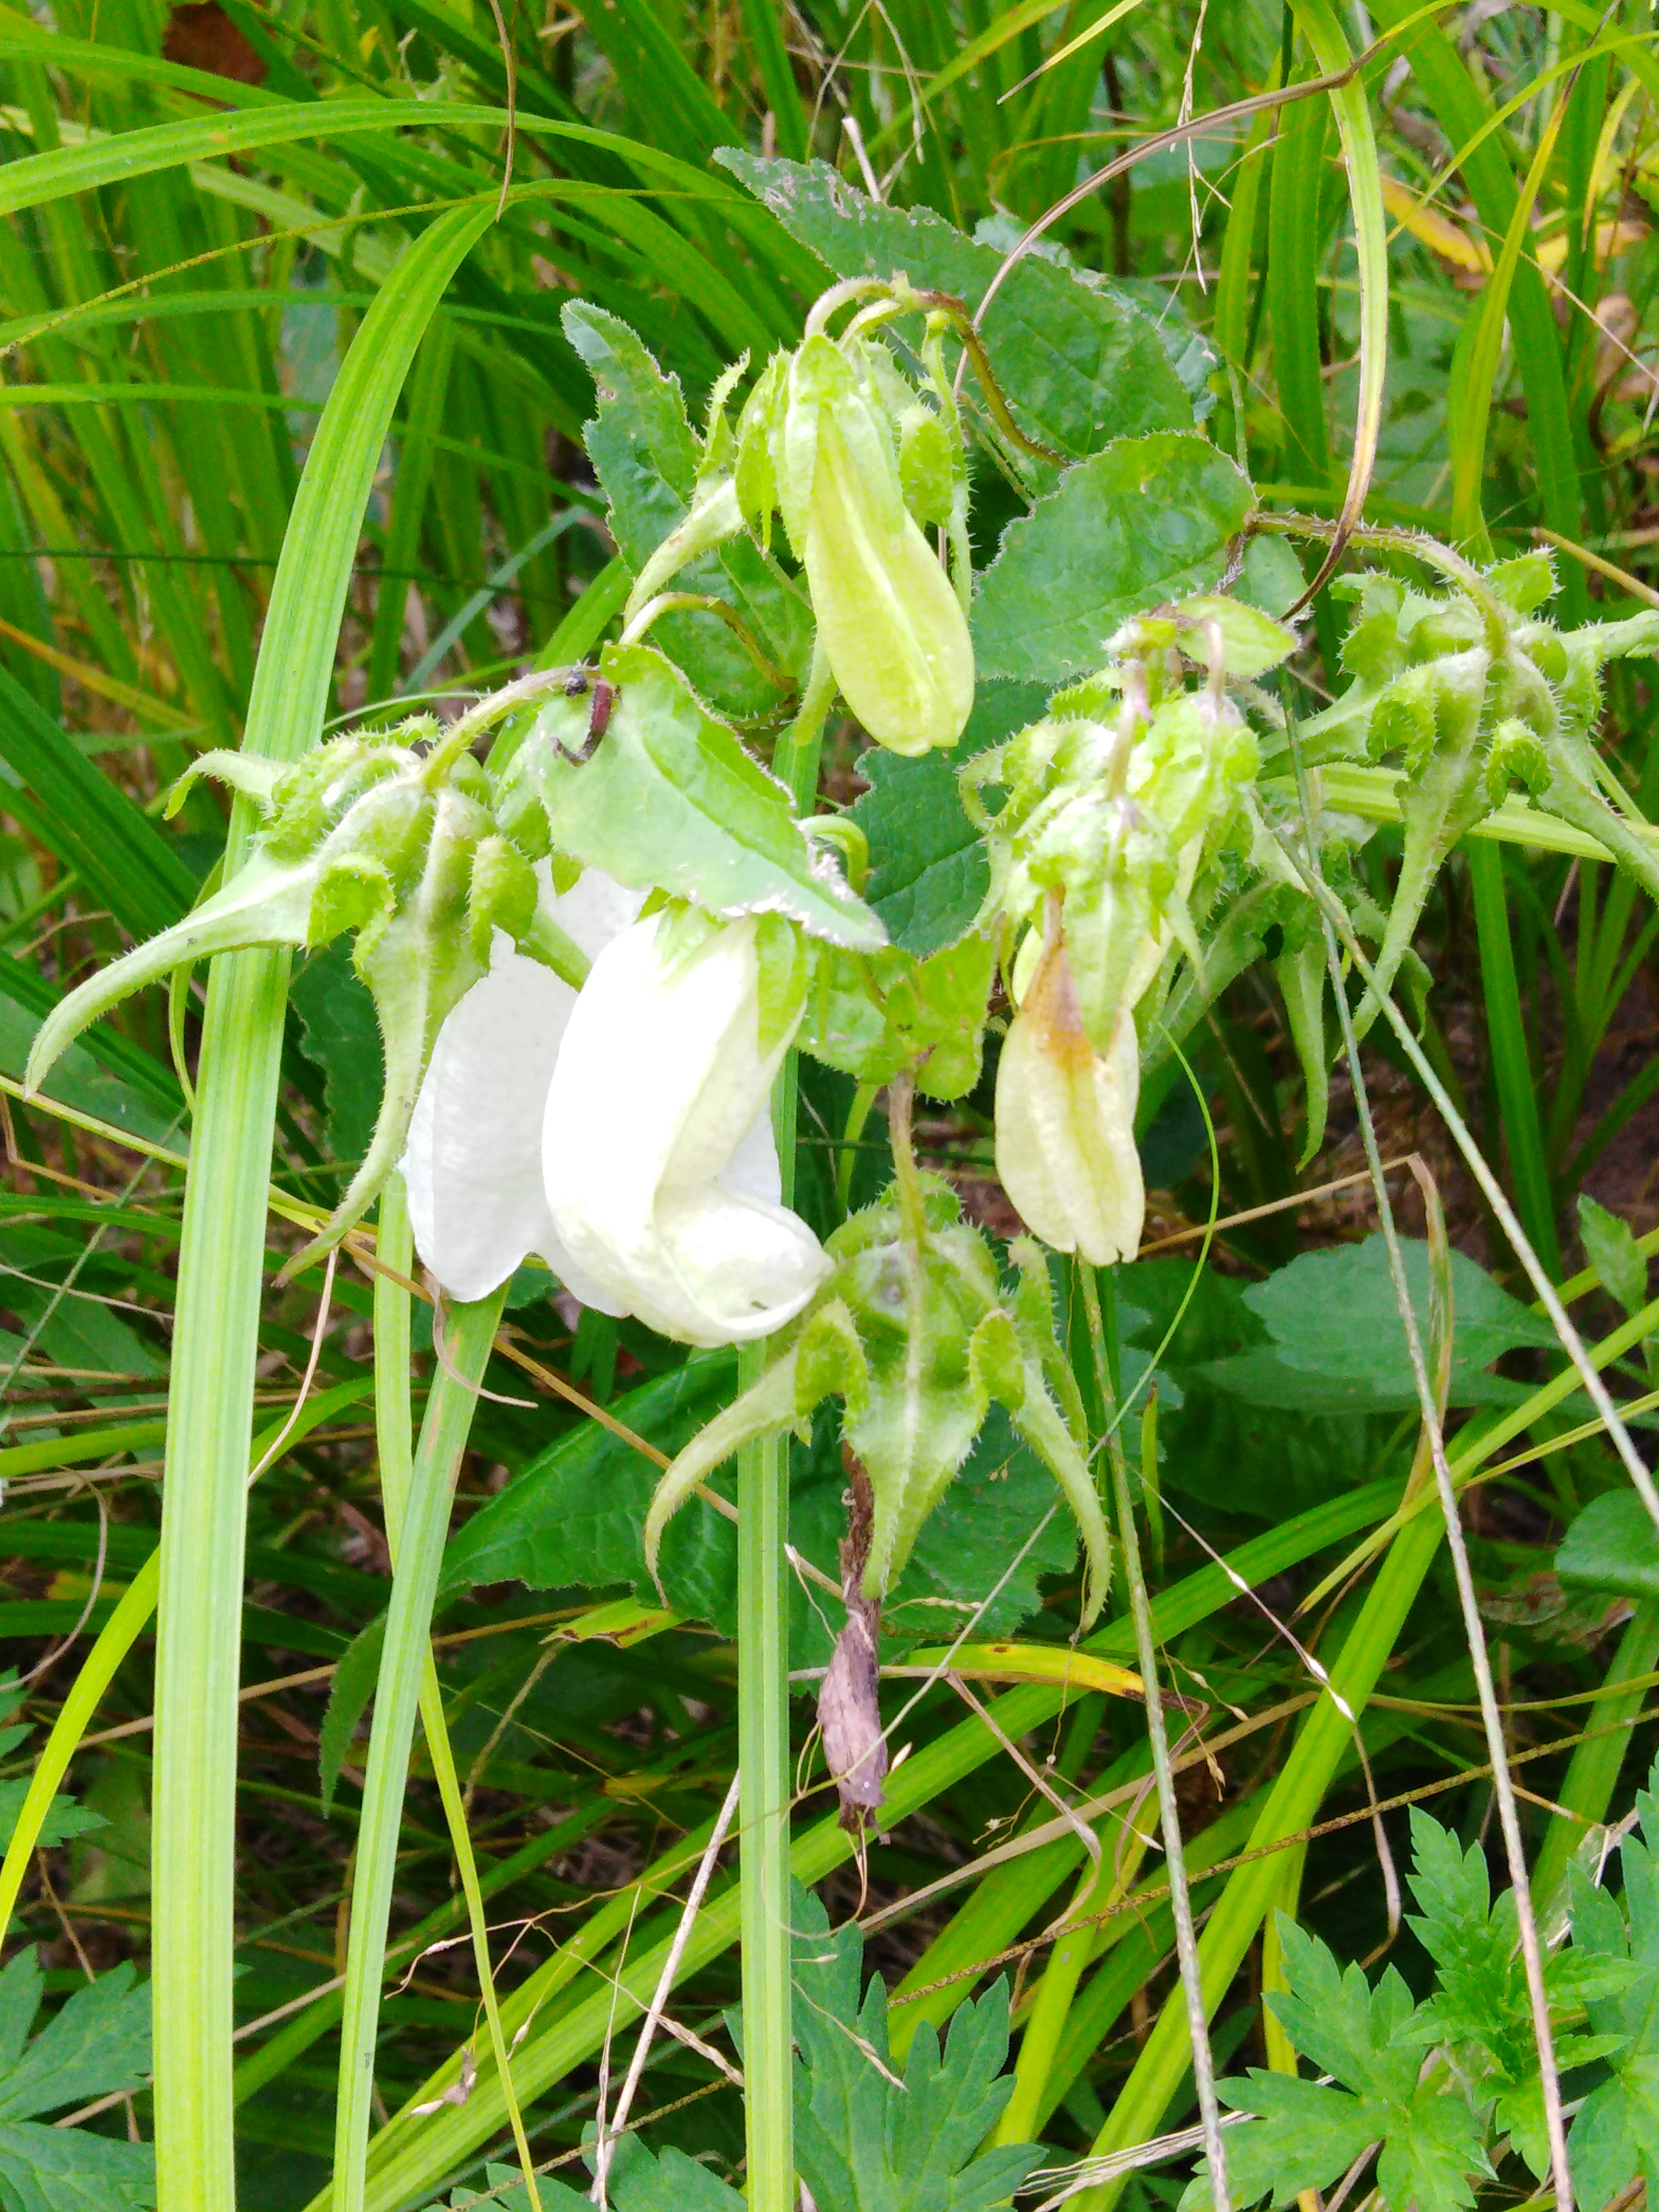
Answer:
333;1281;510;2212
144;198;493;2212
371;1176;542;2210
1469;841;1561;1276
1080;1262;1229;2210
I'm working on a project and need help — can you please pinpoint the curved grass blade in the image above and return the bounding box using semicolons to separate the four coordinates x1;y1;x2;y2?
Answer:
143;197;494;2212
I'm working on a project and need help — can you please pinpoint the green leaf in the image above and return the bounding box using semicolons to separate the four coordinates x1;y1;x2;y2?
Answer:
849;682;1049;957
0;1783;105;1855
438;1353;742;1620
1180;2072;1381;2209
612;2145;746;2212
1267;1918;1419;2102
787;1884;1038;2212
1569;2056;1659;2209
1202;1235;1559;1414
1556;1492;1659;1604
503;643;883;949
561;303;808;715
970;435;1254;684
1398;1809;1534;2084
716;154;1196;462
1188;1917;1488;2211
317;1612;386;1819
1578;1193;1649;1319
0;959;185;1148
801;934;995;1099
0;2120;156;2212
291;943;383;1171
0;1954;149;2123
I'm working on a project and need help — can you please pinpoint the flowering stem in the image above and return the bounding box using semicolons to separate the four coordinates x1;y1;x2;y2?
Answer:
734;679;831;2212
1077;1260;1231;2212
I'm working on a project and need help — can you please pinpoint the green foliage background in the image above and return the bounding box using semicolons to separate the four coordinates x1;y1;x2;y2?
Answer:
3;0;1659;2205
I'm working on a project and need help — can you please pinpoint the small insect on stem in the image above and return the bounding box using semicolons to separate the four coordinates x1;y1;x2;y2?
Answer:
552;672;617;764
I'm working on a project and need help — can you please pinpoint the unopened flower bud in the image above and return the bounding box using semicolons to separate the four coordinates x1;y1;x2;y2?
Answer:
742;335;972;756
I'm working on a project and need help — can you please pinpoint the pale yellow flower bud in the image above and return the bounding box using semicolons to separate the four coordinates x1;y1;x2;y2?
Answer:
995;935;1144;1267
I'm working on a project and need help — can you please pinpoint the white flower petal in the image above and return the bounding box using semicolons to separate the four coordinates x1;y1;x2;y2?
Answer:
542;914;829;1346
548;866;646;964
402;938;573;1304
401;870;642;1308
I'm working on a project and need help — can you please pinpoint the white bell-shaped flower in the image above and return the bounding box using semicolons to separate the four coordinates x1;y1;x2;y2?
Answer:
542;911;830;1347
995;931;1144;1267
400;868;642;1305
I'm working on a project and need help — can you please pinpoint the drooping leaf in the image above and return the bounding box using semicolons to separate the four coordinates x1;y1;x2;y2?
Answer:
0;959;184;1148
716;154;1195;463
501;644;883;949
971;435;1254;684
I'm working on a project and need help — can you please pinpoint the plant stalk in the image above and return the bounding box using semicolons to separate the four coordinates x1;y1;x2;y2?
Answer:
734;651;836;2210
1078;1262;1230;2212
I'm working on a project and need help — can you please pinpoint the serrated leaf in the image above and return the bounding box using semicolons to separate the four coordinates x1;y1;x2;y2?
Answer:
1399;1811;1537;2088
0;1782;105;1854
1569;2057;1659;2209
971;435;1254;684
611;2144;745;2212
1372;2085;1489;2210
1578;1193;1648;1319
716;154;1195;464
0;1956;150;2122
0;2121;155;2212
1181;2073;1382;2210
1266;1919;1419;2103
509;644;883;949
789;1884;1038;2212
562;300;808;714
